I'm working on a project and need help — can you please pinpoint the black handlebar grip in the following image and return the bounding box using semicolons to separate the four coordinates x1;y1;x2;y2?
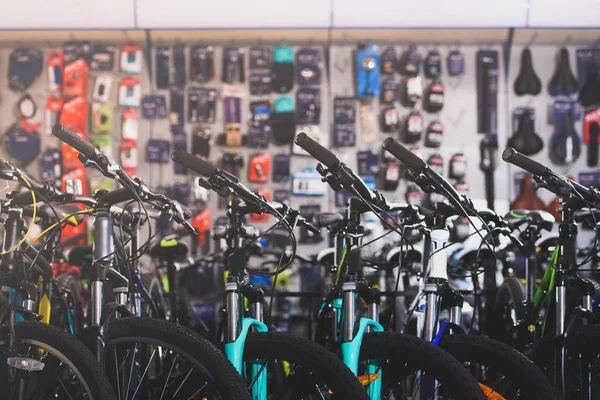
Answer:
382;138;427;171
313;213;344;229
502;147;550;178
294;132;339;169
171;149;218;177
52;124;97;159
9;191;39;207
97;188;136;206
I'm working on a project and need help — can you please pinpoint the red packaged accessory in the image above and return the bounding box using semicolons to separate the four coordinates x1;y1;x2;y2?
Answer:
122;108;138;140
47;51;64;93
248;153;271;183
60;96;89;135
44;96;63;135
584;108;600;144
192;208;211;248
63;59;89;98
118;77;141;107
250;188;271;223
120;139;138;176
60;168;89;245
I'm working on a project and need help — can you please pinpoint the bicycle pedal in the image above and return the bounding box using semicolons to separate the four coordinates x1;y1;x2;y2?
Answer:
6;357;45;371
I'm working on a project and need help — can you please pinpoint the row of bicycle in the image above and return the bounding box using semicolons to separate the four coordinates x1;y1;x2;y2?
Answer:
0;124;596;399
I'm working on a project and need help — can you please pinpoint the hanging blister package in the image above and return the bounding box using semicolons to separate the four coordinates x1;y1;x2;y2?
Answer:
249;71;272;95
424;120;444;148
476;50;499;134
173;43;186;88
172;127;188;175
192;127;211;159
122;108;138;140
382;161;401;191
424;79;445;113
91;102;113;133
142;95;157;119
249;47;271;71
549;100;582;165
93;135;112;159
63;59;89;98
146;139;171;164
447;50;465;77
224;96;243;146
60;96;88;134
427;154;444;176
576;48;600;107
155;46;170;89
272;46;294;93
188;87;217;123
63;41;90;65
296;88;321;125
173;183;191;206
120;45;143;74
92;75;112;103
380;47;397;75
292;167;327;196
251;100;271;123
222;47;245;84
399;45;422;77
405;184;422;205
273;154;291;183
41;148;62;188
356;150;378;177
273;189;290;204
44;96;63;136
248;153;271;183
360;100;377;144
454;181;469;197
356;43;380;98
118;77;141;108
248;121;271;149
449;153;467;180
333;97;356;147
90;44;116;71
296;48;321;86
403;110;423;144
4;124;41;167
381;78;399;104
400;76;422;108
120;139;137;176
47;51;63;93
380;105;399;133
271;96;296;145
155;95;168;119
8;48;43;92
170;87;184;126
190;45;215;83
424;50;442;78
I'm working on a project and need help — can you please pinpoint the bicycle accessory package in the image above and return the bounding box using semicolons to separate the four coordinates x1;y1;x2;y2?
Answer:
17;93;37;121
549;47;578;96
424;50;442;78
514;47;542;96
424;120;444;148
423;79;445;113
120;139;137;176
190;45;215;83
356;43;380;98
380;46;397;75
63;40;90;65
89;44;116;71
380;105;399;133
454;181;469;197
222;47;245;84
550;100;582;165
172;127;188;175
8;47;43;91
92;75;112;103
333;97;356;147
173;183;191;206
356;150;378;177
142;95;157;119
449;152;467;180
248;153;271;183
118;77;141;108
249;71;272;95
41;148;62;188
577;48;600;107
273;154;291;183
250;188;271;223
271;96;296;145
248;120;271;149
292;167;327;196
296;88;321;125
93;134;112;159
155;95;168;118
192;126;211;159
399;45;422;77
427;154;444;176
146;139;171;164
296;48;321;86
59;96;88;134
120;44;143;74
47;51;63;92
359;100;376;143
380;77;399;104
91;102;113;133
63;58;89;98
270;45;294;93
447;49;465;77
224;96;243;146
403;110;424;144
4;123;41;167
584;108;600;166
188;87;217;123
507;108;543;156
380;156;400;191
400;76;422;107
155;46;170;89
170;87;184;126
173;42;186;88
405;183;422;205
44;96;63;136
121;107;138;140
476;50;499;134
249;47;271;71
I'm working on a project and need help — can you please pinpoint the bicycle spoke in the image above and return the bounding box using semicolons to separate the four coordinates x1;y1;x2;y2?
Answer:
172;367;195;397
131;347;157;398
186;381;208;400
160;353;179;400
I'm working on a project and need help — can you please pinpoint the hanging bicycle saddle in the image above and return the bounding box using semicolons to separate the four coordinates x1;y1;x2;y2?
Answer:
550;112;581;164
579;63;600;107
514;48;541;96
548;48;578;96
507;112;543;156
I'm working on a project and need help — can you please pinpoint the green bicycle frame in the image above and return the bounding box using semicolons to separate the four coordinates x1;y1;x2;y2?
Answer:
532;245;559;335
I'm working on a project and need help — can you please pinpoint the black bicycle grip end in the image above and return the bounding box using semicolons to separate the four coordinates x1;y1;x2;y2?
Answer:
294;133;339;169
382;138;426;171
52;124;97;158
502;147;549;178
171;149;218;177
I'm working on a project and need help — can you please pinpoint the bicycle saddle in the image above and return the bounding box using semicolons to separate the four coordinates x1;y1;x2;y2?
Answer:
579;62;600;107
548;47;578;96
504;209;555;231
549;112;581;165
507;111;543;156
514;48;541;96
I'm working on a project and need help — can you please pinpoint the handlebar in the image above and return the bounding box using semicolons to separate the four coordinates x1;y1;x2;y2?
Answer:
171;148;219;177
294;133;340;169
502;147;549;178
52;124;98;159
382;138;426;171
